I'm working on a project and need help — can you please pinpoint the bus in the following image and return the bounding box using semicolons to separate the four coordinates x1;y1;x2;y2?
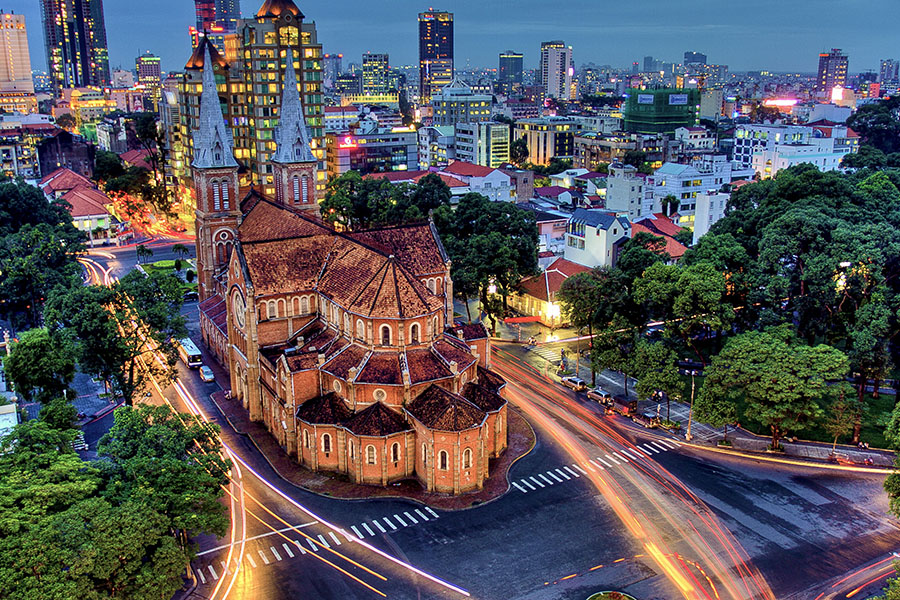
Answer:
176;338;202;369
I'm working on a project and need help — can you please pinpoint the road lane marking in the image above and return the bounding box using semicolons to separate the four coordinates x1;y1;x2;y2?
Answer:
415;509;429;521
589;459;605;470
668;439;682;447
547;470;564;482
513;481;528;493
632;446;652;457
197;520;319;556
294;540;307;554
197;569;206;584
382;517;398;530
270;546;282;561
329;532;341;545
404;511;419;524
605;454;620;465
563;466;580;477
538;473;554;485
351;525;363;538
282;543;294;558
641;444;659;454
316;535;330;549
555;468;571;480
651;441;669;452
660;439;679;448
529;476;546;488
597;456;613;467
362;523;376;536
573;463;588;474
307;539;318;552
209;564;218;580
621;449;640;461
373;520;387;533
220;561;229;574
612;452;628;463
246;554;258;568
394;514;408;527
258;550;270;565
521;479;536;490
425;507;439;518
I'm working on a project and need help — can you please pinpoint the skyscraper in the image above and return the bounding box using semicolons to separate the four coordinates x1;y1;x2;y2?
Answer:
540;41;573;100
136;51;162;110
684;51;707;65
879;59;899;83
40;0;110;93
498;50;523;95
418;9;453;104
362;52;391;96
0;11;36;113
323;53;343;90
816;48;848;96
193;0;241;55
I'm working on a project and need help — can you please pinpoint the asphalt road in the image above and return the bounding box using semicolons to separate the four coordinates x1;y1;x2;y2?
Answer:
81;246;900;600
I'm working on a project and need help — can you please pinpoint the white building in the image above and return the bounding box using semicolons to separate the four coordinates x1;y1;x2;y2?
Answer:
540;41;574;100
563;208;630;268
692;191;730;245
432;77;492;127
605;163;645;220
674;126;715;153
454;122;510;168
323;106;360;133
733;123;859;178
417;125;455;169
443;161;515;202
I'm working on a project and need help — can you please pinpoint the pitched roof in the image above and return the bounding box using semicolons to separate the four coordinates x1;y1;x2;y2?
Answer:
632;222;687;259
448;323;489;341
239;196;332;243
477;366;506;393
349;222;448;275
356;351;403;385
405;385;486;431
343;401;410;436
60;185;113;218
534;186;572;198
570;208;627;230
518;257;590;302
575;172;607;180
645;213;684;238
432;338;477;371
295;392;352;425
321;344;368;380
256;0;303;18
406;348;452;384
184;35;229;70
444;161;495;178
120;149;152;170
461;382;506;413
40;167;93;193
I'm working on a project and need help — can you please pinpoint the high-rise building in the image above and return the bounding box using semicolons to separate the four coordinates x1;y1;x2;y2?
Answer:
431;76;491;126
418;9;453;104
193;0;241;55
622;88;700;136
136;51;162;110
40;0;110;94
684;51;707;65
0;11;37;113
816;48;848;96
879;59;899;83
323;53;343;90
643;56;655;72
498;50;523;95
214;0;240;33
362;52;391;96
195;0;216;29
540;41;573;100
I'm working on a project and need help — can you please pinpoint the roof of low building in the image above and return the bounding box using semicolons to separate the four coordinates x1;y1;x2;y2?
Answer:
60;185;113;218
343;401;410;436
120;149;152;170
405;384;486;431
632;222;687;260
296;392;353;425
444;161;496;178
518;257;590;302
570;207;628;231
40;167;93;193
461;381;506;413
534;186;572;198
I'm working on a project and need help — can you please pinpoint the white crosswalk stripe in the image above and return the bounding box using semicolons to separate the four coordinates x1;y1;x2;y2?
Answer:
317;534;330;548
282;543;294;558
198;569;206;584
382;516;398;530
425;507;439;518
404;511;418;524
307;539;318;552
612;452;628;463
363;522;376;536
351;525;363;538
563;466;580;477
270;546;282;561
660;439;679;449
529;476;545;488
394;514;408;527
650;441;669;452
415;509;429;521
513;481;528;493
220;561;229;574
605;454;620;465
329;532;341;545
246;554;258;568
573;463;588;474
521;478;536;490
632;446;652;457
258;550;270;565
547;470;563;482
597;456;613;467
621;449;640;461
372;520;387;533
642;443;659;454
589;459;605;470
555;468;571;480
294;540;307;554
538;473;554;485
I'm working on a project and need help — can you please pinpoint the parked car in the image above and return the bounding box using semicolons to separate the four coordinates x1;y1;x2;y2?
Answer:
611;396;638;416
561;376;588;392
199;365;215;382
633;409;659;428
183;291;199;302
587;387;612;404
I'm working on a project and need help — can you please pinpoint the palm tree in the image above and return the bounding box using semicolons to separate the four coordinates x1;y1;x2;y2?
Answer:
136;244;153;264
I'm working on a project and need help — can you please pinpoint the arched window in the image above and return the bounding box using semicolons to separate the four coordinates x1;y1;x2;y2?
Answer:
380;325;391;346
302;429;309;449
301;175;309;203
366;445;377;465
391;442;400;463
343;312;350;334
212;181;221;211
292;175;300;203
409;323;420;344
222;182;230;209
432;316;439;338
422;443;427;467
427;278;436;294
267;301;277;319
300;296;309;314
348;439;354;460
462;448;472;469
438;450;449;471
322;433;332;453
356;319;365;340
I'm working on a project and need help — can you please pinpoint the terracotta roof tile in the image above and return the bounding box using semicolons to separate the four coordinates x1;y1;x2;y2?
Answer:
120;149;152;170
60;185;113;218
449;323;489;341
406;385;486;431
432;337;477;371
356;352;403;385
632;222;687;259
296;392;352;424
321;344;368;380
343;401;409;436
286;352;319;372
242;236;335;296
239;197;332;243
477;366;506;393
444;161;495;178
405;348;452;384
40;167;93;193
349;223;448;276
518;257;591;302
461;381;506;413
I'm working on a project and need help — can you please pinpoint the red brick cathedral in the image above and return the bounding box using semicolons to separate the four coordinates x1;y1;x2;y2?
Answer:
192;39;508;495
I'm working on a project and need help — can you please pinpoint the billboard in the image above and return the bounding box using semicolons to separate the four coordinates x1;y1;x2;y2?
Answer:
668;94;689;105
637;94;654;104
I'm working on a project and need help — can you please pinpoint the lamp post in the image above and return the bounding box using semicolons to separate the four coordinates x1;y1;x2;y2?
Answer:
685;370;698;441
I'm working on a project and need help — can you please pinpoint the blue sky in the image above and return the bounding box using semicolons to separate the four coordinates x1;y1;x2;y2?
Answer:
4;0;896;75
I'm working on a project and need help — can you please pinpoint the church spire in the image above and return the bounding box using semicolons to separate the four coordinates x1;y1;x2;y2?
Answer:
273;50;316;164
192;43;237;169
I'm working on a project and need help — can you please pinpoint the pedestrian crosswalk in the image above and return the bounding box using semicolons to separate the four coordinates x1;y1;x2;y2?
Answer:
528;345;563;364
194;506;442;584
512;438;681;494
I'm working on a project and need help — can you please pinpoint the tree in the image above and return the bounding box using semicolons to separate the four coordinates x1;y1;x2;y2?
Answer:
54;113;77;131
591;315;639;397
45;270;186;405
669;262;734;365
846;95;900;154
623;150;646;168
2;328;76;404
39;397;78;431
824;394;857;453
632;340;681;422
870;564;900;600
841;145;888;169
132;112;175;216
510;136;529;165
557;271;607;384
674;228;693;247
662;194;679;217
171;243;189;260
93;150;125;183
699;326;848;449
693;384;737;444
135;243;153;264
616;232;670;286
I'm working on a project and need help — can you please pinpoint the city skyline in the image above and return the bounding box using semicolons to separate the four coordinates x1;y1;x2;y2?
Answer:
0;0;895;77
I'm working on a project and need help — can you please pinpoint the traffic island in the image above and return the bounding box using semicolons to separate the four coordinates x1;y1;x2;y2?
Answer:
212;390;536;510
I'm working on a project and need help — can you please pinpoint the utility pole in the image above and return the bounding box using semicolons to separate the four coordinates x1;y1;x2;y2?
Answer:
685;370;697;441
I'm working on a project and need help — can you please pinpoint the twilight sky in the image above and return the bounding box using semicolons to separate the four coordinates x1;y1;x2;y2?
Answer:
4;0;896;75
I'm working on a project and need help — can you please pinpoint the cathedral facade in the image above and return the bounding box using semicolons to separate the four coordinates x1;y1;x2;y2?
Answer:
192;44;508;495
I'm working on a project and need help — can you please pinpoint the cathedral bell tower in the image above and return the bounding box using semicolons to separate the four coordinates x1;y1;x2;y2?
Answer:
272;50;319;214
191;41;241;301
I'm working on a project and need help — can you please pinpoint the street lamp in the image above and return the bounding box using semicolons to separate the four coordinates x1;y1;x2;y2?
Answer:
685;370;698;441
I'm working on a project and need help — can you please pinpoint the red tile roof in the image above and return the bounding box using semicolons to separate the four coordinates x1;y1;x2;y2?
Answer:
448;323;488;341
517;257;590;302
432;337;477;371
40;167;93;193
296;392;352;425
443;161;495;178
405;348;452;384
120;149;152;170
646;213;684;238
343;401;409;436
356;352;403;385
60;185;113;218
632;222;687;259
350;222;448;276
405;385;486;431
321;344;368;380
461;382;506;413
